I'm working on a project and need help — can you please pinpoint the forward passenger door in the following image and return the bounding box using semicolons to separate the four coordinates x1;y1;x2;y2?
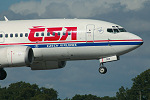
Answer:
86;24;95;43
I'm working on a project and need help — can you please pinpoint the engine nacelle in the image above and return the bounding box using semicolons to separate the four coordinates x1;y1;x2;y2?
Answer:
0;46;34;67
30;61;66;70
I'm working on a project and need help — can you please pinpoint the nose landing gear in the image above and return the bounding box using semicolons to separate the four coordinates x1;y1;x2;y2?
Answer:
98;56;119;74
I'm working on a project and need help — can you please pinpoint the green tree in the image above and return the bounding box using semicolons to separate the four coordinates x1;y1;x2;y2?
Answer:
116;69;150;100
128;69;150;100
39;87;58;100
116;86;128;100
101;96;116;100
0;81;59;100
72;94;102;100
31;94;55;100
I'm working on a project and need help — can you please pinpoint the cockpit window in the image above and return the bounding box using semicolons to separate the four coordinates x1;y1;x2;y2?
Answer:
118;28;126;32
113;29;119;33
107;26;127;34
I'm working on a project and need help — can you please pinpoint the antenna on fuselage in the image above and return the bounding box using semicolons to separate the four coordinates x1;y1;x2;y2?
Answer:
4;16;9;22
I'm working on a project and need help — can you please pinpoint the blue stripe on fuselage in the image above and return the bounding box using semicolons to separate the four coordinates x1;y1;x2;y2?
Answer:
25;42;143;48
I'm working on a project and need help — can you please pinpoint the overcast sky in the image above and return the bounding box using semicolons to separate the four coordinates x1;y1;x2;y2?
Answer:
0;0;150;99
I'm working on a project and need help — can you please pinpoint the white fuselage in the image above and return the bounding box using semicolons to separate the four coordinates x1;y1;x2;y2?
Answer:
0;19;143;66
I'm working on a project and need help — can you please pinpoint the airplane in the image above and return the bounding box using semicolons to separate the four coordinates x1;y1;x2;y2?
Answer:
0;17;143;80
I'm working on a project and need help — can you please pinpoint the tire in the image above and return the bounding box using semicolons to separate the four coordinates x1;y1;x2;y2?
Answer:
0;69;7;80
99;67;107;74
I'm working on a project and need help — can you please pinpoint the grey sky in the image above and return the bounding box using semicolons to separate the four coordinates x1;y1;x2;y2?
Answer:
0;0;149;99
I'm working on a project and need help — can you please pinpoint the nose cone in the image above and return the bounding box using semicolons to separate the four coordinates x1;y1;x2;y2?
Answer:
123;33;143;54
128;33;143;46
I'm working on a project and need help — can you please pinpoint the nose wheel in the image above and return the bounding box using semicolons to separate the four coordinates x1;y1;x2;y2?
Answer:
99;63;107;74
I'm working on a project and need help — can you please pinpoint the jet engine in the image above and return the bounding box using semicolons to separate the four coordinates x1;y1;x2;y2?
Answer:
0;46;34;67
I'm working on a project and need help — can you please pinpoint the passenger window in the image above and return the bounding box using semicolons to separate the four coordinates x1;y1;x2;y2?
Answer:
15;33;18;37
20;33;23;37
41;32;44;36
58;32;60;36
107;29;113;33
10;34;13;38
0;34;3;38
52;32;55;36
63;32;66;35
47;32;50;36
68;32;71;35
5;34;8;38
36;33;39;37
25;33;28;37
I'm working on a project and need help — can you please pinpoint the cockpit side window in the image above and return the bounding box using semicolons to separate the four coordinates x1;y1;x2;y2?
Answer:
107;28;113;33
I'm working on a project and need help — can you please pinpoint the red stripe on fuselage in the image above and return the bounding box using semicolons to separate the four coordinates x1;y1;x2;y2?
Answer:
0;39;143;46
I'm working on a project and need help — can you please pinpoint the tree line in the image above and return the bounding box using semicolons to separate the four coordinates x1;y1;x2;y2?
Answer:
0;69;149;100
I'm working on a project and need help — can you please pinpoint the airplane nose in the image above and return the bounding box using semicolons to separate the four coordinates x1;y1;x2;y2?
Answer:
140;40;144;45
128;33;143;46
136;35;143;46
114;32;143;55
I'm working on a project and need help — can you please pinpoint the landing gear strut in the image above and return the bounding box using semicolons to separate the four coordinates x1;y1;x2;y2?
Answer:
0;68;7;80
99;63;107;74
98;56;119;74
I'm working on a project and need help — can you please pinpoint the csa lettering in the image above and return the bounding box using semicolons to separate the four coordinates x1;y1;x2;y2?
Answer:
28;26;77;42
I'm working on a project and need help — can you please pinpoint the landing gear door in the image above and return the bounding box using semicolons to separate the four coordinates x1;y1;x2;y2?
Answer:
86;24;95;43
0;31;5;43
